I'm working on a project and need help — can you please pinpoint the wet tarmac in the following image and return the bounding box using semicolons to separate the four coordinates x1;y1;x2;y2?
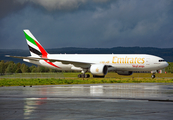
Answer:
0;83;173;120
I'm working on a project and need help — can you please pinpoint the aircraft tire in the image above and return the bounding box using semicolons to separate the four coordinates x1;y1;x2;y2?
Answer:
151;74;155;79
78;74;82;78
81;74;85;78
85;74;90;78
78;74;90;78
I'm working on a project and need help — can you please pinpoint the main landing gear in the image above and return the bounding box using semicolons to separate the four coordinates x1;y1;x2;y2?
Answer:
78;69;90;78
78;74;90;78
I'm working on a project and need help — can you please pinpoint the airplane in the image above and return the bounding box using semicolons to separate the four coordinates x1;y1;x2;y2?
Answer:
6;30;169;78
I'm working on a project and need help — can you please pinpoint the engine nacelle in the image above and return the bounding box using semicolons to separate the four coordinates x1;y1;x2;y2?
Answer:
90;64;108;76
117;71;133;76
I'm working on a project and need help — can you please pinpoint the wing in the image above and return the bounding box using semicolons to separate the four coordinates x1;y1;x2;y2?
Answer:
5;55;92;68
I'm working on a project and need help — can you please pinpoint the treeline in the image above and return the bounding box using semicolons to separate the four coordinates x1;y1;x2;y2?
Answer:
165;62;173;73
0;60;173;74
0;60;60;74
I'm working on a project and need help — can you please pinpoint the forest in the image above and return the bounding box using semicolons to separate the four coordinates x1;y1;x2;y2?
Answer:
0;60;173;74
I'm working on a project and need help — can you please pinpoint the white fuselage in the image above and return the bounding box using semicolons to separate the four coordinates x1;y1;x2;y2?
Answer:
25;54;168;72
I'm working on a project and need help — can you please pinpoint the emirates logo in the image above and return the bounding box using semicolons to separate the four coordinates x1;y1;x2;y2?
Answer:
96;68;99;72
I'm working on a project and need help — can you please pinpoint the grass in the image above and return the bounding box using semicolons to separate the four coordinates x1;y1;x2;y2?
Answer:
0;72;173;86
0;77;173;87
0;72;64;79
63;72;173;78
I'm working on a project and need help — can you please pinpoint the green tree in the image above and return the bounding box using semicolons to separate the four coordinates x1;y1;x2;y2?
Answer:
30;65;37;73
15;68;22;73
36;66;45;72
5;63;14;73
49;68;58;72
44;67;49;72
165;62;173;73
0;60;6;73
14;63;22;73
16;63;21;69
21;63;31;73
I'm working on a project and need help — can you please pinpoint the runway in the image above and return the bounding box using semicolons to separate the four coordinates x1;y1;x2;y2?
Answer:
0;83;173;120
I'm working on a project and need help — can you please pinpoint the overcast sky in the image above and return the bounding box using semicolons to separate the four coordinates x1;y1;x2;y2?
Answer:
0;0;173;49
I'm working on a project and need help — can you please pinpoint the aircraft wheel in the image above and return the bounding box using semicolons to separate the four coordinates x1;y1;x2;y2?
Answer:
151;74;155;79
78;74;82;78
78;74;90;78
85;74;90;78
81;74;86;78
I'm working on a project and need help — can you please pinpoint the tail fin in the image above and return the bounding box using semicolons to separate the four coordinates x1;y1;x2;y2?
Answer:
23;30;48;58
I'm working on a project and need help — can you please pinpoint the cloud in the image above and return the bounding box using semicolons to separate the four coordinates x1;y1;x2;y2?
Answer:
0;0;27;19
0;0;173;49
17;0;86;11
16;0;111;11
0;0;112;19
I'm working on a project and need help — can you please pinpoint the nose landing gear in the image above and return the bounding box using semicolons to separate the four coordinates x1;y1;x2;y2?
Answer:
151;74;155;79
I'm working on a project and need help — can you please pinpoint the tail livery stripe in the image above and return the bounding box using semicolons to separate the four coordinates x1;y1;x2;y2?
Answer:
27;40;40;52
45;60;60;68
34;40;60;68
34;40;48;58
24;31;37;46
28;45;42;56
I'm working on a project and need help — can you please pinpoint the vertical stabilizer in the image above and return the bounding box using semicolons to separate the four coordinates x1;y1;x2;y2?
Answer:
23;30;48;58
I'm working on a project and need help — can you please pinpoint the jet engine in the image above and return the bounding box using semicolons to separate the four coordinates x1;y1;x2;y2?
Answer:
117;71;133;75
90;64;108;76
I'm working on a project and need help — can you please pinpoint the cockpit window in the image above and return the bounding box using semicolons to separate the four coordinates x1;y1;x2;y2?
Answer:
159;60;166;62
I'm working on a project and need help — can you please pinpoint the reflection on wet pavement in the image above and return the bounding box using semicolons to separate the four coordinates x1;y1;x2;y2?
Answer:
0;83;173;120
